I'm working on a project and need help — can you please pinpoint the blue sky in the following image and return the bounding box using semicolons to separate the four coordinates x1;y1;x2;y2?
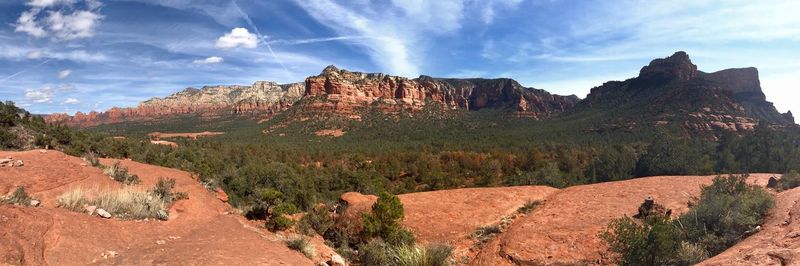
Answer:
1;0;798;115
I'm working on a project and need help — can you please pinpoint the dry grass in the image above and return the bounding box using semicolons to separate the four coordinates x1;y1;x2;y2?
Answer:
57;186;168;220
57;187;89;211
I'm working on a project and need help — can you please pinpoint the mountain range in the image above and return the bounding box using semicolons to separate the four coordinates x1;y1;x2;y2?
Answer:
45;52;795;132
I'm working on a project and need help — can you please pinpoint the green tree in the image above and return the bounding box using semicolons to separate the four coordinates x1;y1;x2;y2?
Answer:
362;192;415;246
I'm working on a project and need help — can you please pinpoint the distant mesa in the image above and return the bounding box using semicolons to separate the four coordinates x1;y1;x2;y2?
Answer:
45;52;794;133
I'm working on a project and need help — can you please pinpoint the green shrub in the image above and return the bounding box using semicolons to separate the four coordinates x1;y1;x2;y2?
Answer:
602;174;775;265
359;239;392;266
267;215;296;232
362;192;415;246
781;171;800;190
285;237;315;259
600;216;683;266
299;204;334;235
104;161;141;185
272;202;300;215
679;174;774;255
151;177;188;203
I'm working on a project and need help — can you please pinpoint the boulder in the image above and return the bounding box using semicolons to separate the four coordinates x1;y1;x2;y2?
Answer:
14;160;23;167
767;176;781;189
96;208;112;218
327;254;346;266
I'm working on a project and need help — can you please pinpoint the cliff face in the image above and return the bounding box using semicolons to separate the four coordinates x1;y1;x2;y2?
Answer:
576;51;794;133
46;81;304;127
302;65;579;118
45;66;578;128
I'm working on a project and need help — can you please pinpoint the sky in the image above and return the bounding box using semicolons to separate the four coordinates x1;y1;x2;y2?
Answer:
0;0;798;115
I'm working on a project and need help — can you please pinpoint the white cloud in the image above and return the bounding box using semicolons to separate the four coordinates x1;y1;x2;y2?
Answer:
193;56;224;64
23;84;76;104
63;97;80;104
58;69;72;79
15;9;47;38
215;28;258;49
14;0;103;40
28;0;77;7
25;89;54;103
45;10;103;40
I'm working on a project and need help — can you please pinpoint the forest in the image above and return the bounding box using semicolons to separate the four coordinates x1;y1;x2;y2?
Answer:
2;101;799;213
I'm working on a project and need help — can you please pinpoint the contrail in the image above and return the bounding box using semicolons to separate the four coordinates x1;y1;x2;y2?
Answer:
0;59;52;84
268;36;375;45
230;0;291;75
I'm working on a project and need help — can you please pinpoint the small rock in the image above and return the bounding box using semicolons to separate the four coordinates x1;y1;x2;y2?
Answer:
29;200;40;207
80;163;88;167
168;236;181;240
216;189;229;203
328;254;346;266
0;158;11;164
155;240;166;245
13;160;23;167
786;232;800;238
96;208;112;218
317;262;328;266
157;210;169;220
85;205;97;215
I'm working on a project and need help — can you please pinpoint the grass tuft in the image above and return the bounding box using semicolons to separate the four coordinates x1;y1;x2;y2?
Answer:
285;237;315;259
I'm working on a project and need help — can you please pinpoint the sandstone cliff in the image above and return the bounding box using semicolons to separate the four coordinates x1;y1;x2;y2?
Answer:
46;66;579;127
302;65;579;118
46;81;304;127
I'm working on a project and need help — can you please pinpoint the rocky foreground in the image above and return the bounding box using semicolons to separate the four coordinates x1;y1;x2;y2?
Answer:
343;173;793;265
0;150;312;265
1;151;794;265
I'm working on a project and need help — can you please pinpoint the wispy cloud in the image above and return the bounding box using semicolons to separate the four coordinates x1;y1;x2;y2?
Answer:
293;0;468;76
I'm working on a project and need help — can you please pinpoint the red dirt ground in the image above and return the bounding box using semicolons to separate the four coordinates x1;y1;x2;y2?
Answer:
0;150;311;265
341;186;559;262
472;174;777;265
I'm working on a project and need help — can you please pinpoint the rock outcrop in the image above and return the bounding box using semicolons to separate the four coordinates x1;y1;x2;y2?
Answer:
46;67;579;127
575;51;794;133
46;81;304;127
303;65;579;118
638;51;698;82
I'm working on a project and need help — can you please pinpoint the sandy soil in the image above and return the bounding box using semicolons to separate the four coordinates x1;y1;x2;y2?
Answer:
0;150;311;265
148;131;225;140
699;185;800;266
315;129;345;137
341;186;559;262
150;140;178;147
472;174;777;265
